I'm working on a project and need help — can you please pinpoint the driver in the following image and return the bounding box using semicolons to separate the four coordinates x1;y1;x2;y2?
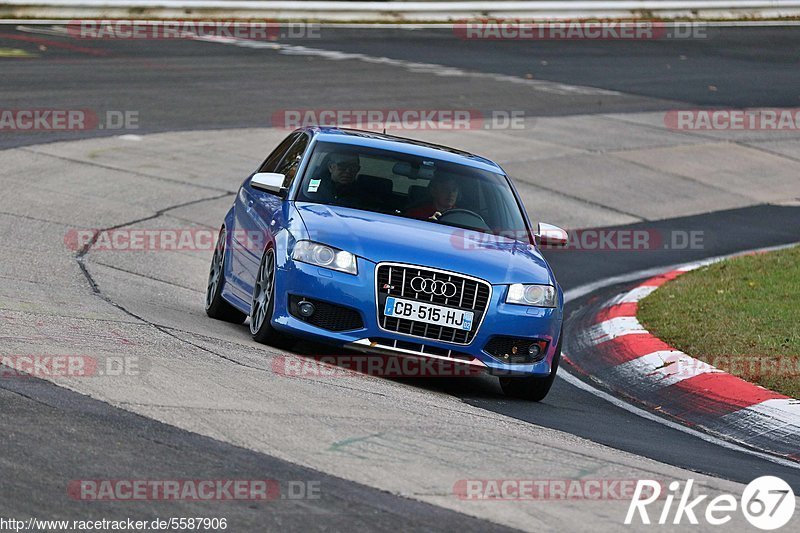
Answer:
309;150;365;207
405;174;459;220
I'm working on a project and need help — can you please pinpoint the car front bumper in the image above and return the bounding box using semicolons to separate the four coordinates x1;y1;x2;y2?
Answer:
271;258;563;377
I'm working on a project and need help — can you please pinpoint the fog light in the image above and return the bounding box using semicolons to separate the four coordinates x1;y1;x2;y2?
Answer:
298;301;316;317
528;343;541;357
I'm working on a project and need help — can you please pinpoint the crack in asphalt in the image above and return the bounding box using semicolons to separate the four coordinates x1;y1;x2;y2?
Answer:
67;191;281;375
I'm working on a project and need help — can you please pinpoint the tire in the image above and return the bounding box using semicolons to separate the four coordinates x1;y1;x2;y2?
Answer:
205;227;247;324
249;247;295;349
499;328;562;402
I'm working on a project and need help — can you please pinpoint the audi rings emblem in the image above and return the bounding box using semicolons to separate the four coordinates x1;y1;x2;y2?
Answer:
409;276;458;298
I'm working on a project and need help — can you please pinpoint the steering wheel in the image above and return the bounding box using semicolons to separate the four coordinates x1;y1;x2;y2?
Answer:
436;209;490;231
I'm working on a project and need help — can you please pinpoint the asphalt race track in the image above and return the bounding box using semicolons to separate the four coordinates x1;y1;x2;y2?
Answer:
1;24;800;532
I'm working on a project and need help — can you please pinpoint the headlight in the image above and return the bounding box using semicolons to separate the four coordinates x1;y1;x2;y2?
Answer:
506;284;557;307
292;241;357;275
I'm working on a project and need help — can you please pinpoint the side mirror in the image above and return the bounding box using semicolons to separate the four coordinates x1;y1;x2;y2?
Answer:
251;172;287;196
536;222;568;247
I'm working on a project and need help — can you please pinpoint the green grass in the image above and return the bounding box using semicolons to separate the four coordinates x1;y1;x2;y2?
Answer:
638;245;800;398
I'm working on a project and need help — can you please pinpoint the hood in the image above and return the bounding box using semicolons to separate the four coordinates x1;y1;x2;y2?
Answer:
295;203;553;285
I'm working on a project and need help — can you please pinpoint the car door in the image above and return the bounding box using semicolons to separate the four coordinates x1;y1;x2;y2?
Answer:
228;132;300;298
237;132;310;296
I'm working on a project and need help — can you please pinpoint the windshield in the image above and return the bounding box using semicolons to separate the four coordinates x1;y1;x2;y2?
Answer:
295;141;531;242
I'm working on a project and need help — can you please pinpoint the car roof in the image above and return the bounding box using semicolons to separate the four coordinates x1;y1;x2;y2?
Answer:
304;127;504;173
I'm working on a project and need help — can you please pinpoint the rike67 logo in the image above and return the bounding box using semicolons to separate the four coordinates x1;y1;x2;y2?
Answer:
626;477;795;530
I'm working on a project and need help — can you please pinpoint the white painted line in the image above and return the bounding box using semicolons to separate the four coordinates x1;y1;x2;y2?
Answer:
192;35;621;97
14;24;69;37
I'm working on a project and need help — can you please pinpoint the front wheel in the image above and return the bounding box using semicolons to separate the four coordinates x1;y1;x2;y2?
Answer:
249;247;295;349
499;329;562;402
250;247;279;343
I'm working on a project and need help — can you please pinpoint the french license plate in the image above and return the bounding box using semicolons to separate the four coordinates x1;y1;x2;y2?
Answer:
383;297;474;331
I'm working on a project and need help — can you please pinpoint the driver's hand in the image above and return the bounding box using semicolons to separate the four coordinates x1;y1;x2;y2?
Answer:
428;211;443;221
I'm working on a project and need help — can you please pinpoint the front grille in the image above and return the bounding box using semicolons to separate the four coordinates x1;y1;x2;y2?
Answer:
289;296;364;332
376;263;491;344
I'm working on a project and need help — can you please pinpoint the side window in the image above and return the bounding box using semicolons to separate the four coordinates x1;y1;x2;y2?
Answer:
274;134;310;187
258;133;300;173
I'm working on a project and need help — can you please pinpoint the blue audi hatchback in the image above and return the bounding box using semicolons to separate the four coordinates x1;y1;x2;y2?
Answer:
206;127;568;400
